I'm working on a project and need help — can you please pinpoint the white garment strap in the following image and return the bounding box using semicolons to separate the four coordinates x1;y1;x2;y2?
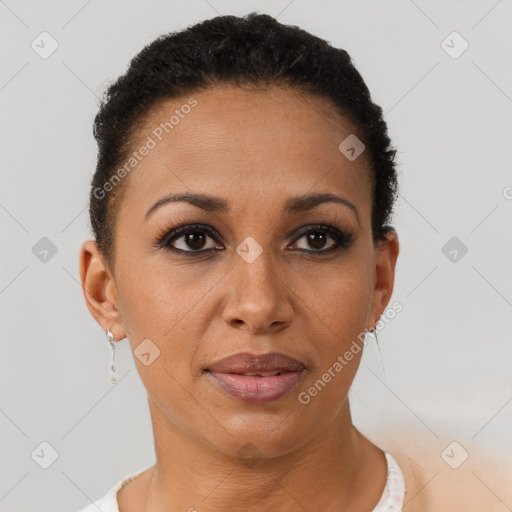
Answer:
371;451;406;512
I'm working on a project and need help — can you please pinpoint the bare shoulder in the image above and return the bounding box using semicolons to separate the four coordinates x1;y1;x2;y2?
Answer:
392;450;512;512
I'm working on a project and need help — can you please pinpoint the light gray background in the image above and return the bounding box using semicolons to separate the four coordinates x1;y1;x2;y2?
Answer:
1;0;511;510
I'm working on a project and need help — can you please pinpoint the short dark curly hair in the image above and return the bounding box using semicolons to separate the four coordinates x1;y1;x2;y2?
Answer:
89;12;399;268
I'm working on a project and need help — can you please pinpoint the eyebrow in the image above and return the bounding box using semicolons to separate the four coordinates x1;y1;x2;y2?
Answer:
144;191;360;225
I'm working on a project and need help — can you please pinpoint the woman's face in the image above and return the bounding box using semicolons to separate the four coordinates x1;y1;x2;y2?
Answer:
81;84;398;459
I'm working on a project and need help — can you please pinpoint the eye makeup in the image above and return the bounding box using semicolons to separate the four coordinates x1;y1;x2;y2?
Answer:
151;213;355;257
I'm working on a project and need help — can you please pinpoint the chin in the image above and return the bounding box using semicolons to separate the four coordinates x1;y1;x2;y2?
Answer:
199;408;309;460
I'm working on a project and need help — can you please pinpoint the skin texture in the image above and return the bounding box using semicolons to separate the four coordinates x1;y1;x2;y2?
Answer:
80;84;399;511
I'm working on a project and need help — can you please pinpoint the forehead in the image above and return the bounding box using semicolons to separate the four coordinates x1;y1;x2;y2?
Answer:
118;84;373;219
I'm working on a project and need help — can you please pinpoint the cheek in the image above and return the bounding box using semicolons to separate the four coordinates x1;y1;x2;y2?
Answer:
296;271;372;412
313;285;369;374
114;257;218;377
297;254;374;332
115;255;207;335
114;265;200;417
294;252;374;384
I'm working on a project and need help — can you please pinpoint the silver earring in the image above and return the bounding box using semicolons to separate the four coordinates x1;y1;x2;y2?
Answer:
370;326;385;377
106;329;117;384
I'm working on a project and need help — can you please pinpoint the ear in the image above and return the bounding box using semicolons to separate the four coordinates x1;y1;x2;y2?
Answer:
367;229;399;330
79;240;126;341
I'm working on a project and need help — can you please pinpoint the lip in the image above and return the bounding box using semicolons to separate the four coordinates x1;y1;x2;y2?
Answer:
204;351;306;404
206;351;306;374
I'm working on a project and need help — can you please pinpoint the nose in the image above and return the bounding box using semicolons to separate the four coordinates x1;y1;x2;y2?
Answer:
221;249;294;334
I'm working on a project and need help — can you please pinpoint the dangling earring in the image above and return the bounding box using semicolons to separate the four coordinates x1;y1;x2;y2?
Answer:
370;326;385;377
106;329;117;384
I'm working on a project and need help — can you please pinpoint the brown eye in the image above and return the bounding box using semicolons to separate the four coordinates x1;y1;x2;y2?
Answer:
176;231;209;251
169;230;219;252
303;231;333;250
156;224;223;254
290;225;353;253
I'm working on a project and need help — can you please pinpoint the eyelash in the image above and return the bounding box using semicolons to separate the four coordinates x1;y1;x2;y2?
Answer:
153;222;354;256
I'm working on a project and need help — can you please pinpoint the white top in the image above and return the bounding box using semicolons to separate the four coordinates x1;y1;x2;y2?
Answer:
78;451;405;512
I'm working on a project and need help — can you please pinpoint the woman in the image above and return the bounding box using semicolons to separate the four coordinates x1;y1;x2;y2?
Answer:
78;12;423;511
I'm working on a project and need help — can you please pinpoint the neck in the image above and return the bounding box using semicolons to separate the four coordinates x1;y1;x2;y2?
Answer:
129;397;386;512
